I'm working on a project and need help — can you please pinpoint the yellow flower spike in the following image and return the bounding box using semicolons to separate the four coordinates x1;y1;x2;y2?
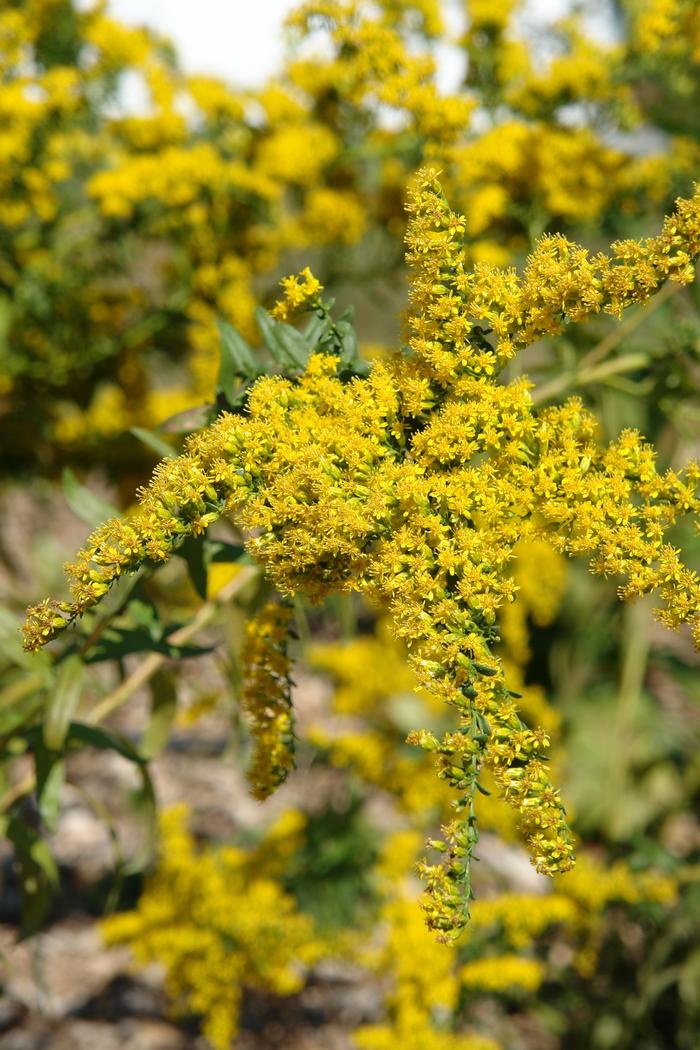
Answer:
25;170;700;940
240;602;296;801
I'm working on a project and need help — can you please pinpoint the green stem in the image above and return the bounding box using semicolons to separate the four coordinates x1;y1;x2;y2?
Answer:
1;567;259;814
532;351;650;405
75;567;151;660
608;599;651;839
0;672;45;709
292;595;311;649
578;281;679;372
89;566;258;725
532;279;680;406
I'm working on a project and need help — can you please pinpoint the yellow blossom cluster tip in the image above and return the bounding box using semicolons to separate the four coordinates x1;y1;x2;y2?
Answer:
270;266;324;322
24;168;700;939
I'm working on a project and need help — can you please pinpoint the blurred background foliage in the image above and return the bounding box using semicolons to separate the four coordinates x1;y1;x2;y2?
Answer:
2;1;700;1048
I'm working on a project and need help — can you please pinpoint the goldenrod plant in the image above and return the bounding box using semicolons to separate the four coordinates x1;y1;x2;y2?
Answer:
5;3;700;1046
4;0;700;466
98;612;683;1049
23;171;700;939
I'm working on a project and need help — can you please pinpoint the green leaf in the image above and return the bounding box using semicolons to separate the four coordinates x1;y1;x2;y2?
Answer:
43;654;84;751
255;307;309;370
37;759;65;833
141;670;177;759
274;323;312;369
32;730;61;811
66;722;147;765
158;403;213;434
85;624;162;663
679;948;700;1009
0;687;45;735
128;599;162;641
6;813;60;939
303;312;329;346
23;720;146;766
124;761;158;874
177;535;208;600
217;320;258;396
174;537;244;599
85;623;212;663
0;294;13;351
206;540;245;563
333;310;367;375
62;468;118;529
337;318;358;362
129;427;176;459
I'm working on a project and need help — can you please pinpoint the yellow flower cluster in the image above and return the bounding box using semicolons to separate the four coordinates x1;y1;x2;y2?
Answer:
288;0;474;148
239;602;296;801
270;266;324;322
101;806;322;1050
470;855;675;953
87;145;277;221
469;892;577;949
24;172;700;938
352;823;676;1046
308;624;453;814
499;539;567;666
405;167;700;376
7;0;700;462
631;0;700;62
355;882;501;1050
255;123;339;185
560;853;677;913
459;953;544;994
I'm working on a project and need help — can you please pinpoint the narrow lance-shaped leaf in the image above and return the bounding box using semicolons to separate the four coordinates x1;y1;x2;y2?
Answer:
217;319;258;398
302;311;329;346
141;670;177;759
62;468;118;529
43;653;84;751
176;536;246;600
255;307;310;370
130;427;177;459
5;813;60;939
177;535;208;600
